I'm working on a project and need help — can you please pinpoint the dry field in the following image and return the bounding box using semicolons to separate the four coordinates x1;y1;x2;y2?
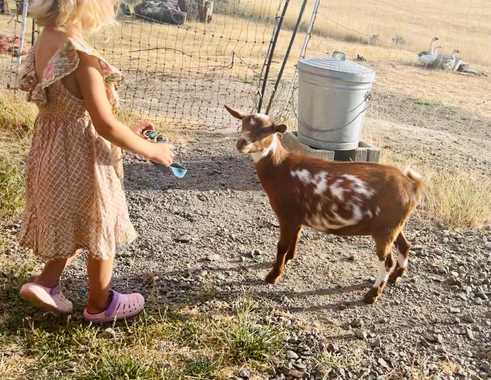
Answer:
0;1;491;379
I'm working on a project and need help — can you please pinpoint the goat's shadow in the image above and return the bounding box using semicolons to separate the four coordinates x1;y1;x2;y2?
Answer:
61;260;371;315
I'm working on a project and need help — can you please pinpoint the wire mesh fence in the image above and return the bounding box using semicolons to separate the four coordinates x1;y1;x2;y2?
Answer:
1;0;312;128
1;0;489;129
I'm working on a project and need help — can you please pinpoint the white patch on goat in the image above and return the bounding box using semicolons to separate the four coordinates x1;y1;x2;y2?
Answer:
291;169;312;185
330;180;345;201
352;204;363;222
397;254;408;269
374;260;390;288
313;172;328;195
262;133;278;158
291;170;329;195
255;113;270;123
249;133;279;163
341;174;375;198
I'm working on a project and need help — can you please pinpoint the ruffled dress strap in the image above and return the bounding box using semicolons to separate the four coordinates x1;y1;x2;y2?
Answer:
18;37;124;106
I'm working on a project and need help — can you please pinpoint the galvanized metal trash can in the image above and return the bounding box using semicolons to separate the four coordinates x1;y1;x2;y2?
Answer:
297;53;376;151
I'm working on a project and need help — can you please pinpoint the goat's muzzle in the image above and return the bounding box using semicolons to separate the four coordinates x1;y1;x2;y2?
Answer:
236;138;248;152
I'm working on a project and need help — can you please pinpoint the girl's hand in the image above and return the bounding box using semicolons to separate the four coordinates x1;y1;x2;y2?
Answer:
148;143;175;167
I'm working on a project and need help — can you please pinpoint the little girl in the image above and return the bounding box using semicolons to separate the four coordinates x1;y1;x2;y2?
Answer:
17;0;174;322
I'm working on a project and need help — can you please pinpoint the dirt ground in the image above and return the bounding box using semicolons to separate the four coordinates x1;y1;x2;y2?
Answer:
4;83;480;378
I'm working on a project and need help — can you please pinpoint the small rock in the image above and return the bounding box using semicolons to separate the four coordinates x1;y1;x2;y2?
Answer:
174;234;191;243
287;368;305;378
293;361;306;370
466;328;475;340
355;329;368;340
378;357;390;369
286;350;299;360
485;242;491;250
350;318;364;328
370;337;382;348
425;334;443;344
458;293;468;301
326;343;339;353
239;368;251;379
102;327;116;339
206;253;221;262
450;306;461;314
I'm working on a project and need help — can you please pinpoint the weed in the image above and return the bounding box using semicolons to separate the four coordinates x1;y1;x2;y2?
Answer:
81;352;157;380
182;356;219;379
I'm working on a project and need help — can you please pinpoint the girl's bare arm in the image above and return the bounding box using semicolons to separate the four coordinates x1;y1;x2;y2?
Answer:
75;52;174;166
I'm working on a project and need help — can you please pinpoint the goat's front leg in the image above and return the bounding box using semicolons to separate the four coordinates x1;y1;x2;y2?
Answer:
265;223;300;284
364;234;397;304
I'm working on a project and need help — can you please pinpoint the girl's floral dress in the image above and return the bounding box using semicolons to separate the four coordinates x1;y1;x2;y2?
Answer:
18;37;137;261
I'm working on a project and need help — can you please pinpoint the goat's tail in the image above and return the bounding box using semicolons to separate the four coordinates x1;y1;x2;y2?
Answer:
404;168;424;202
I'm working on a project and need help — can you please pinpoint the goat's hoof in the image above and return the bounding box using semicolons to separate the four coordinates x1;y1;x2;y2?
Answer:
388;267;406;284
363;288;379;304
264;272;280;284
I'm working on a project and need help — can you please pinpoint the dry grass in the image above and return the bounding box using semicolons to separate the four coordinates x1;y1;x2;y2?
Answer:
423;168;491;228
380;150;491;228
235;0;491;66
0;91;35;220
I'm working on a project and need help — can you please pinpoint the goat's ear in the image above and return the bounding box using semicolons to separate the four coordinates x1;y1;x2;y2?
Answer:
274;124;287;133
224;105;245;120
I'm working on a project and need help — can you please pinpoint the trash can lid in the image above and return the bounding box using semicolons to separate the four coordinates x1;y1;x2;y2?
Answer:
298;56;376;83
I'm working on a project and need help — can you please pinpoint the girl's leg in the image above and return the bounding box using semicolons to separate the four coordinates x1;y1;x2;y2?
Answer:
33;254;79;287
83;255;145;322
86;255;114;314
20;255;77;314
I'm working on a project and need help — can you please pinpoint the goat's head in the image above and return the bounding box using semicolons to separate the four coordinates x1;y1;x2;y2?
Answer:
224;105;287;154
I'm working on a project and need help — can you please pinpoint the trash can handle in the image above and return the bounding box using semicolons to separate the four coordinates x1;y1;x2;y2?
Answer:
332;51;346;61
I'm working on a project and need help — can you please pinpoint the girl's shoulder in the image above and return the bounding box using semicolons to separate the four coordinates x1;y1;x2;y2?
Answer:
19;35;123;105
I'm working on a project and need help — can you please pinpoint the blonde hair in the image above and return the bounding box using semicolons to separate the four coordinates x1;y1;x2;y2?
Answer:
30;0;119;33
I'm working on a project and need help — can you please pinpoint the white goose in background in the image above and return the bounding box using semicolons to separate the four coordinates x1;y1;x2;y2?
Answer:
439;49;460;71
417;36;441;67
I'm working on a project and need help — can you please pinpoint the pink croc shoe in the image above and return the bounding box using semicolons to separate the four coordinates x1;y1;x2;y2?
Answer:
83;290;145;323
19;282;73;314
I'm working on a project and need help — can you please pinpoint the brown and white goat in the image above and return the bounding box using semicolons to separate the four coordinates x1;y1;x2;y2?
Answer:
225;105;424;304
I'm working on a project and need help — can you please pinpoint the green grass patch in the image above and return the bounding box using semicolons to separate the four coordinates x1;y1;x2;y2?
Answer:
0;253;299;380
0;154;24;219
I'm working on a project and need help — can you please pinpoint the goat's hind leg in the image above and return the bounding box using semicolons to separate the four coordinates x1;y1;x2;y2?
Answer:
285;225;302;263
265;223;301;284
364;234;397;304
388;231;411;284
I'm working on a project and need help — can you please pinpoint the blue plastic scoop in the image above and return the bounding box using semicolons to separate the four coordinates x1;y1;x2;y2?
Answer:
143;130;187;179
169;163;187;178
